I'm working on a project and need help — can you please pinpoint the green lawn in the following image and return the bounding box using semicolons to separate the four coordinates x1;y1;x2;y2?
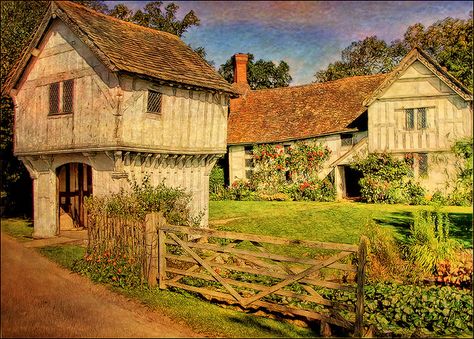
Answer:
209;201;473;248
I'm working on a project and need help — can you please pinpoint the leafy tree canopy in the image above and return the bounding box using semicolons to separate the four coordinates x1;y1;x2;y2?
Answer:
219;54;292;90
315;13;473;91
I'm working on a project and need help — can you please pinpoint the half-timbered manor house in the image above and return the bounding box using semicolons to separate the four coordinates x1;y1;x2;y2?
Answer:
4;1;236;238
227;49;473;198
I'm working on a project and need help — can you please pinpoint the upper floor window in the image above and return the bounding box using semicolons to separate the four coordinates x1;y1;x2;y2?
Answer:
405;107;427;130
341;133;353;147
49;80;74;115
147;90;162;114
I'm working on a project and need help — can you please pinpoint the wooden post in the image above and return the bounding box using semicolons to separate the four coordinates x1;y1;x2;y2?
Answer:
355;236;368;338
157;213;167;289
145;213;159;287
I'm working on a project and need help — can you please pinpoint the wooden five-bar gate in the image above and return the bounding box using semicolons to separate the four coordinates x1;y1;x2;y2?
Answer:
145;214;368;337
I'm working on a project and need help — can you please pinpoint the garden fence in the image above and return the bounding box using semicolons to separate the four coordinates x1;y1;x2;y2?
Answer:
145;212;368;336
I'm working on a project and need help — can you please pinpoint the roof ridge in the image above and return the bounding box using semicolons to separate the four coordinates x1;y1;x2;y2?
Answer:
248;73;389;94
55;1;181;42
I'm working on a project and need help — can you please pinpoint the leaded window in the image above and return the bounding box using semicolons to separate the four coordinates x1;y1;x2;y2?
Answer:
419;153;428;176
405;108;414;129
341;134;353;146
62;79;74;113
49;82;60;114
147;90;162;113
417;107;427;129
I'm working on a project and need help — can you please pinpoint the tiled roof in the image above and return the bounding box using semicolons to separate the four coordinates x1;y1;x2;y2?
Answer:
228;74;388;145
4;1;235;95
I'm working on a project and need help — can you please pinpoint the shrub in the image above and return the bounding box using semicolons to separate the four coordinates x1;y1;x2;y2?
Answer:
351;153;427;205
447;138;473;206
79;177;200;287
434;250;473;288
405;210;461;274
227;179;258;201
209;163;225;195
72;250;143;289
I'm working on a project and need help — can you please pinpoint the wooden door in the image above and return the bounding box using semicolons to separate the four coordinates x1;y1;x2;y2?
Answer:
57;163;92;230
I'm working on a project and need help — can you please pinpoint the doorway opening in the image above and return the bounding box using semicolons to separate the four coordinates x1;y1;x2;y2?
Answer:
343;165;363;198
57;163;92;230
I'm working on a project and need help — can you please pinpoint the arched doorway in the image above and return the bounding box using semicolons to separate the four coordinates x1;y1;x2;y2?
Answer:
56;163;92;230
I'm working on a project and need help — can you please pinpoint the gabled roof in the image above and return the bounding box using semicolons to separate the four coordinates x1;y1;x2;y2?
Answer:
228;74;388;145
3;1;236;96
363;47;472;106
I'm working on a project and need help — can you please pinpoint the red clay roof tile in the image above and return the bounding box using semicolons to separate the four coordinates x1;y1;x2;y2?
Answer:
228;74;388;144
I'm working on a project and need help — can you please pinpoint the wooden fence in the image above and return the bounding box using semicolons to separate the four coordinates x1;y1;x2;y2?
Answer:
148;213;368;337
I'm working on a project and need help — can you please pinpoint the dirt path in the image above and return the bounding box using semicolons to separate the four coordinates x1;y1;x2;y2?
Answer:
1;233;201;338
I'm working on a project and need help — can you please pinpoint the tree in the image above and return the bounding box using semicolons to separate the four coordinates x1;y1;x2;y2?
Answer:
219;54;292;89
1;1;48;216
107;1;199;38
73;0;108;13
314;13;473;91
315;36;396;82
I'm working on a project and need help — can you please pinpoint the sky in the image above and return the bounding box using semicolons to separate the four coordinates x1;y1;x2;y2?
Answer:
108;1;472;85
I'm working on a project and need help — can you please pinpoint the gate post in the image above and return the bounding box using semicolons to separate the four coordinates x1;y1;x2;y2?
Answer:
157;213;167;289
355;236;368;337
145;212;159;287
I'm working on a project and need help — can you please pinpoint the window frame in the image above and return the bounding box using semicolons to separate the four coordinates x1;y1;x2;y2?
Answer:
405;107;428;130
146;90;163;114
48;80;74;116
418;153;428;177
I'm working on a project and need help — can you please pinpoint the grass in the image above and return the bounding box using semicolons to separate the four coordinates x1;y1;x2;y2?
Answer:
0;218;34;241
38;245;85;269
209;201;473;248
2;200;472;337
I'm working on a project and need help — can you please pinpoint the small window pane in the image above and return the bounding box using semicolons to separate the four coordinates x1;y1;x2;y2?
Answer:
406;109;414;129
417;108;427;129
419;153;428;176
244;146;253;155
341;134;353;146
147;90;162;113
245;159;253;168
63;79;74;113
49;82;60;114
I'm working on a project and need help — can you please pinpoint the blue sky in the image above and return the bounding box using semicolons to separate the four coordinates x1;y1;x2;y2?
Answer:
108;1;472;85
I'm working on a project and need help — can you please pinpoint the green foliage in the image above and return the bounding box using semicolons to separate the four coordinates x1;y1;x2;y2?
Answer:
251;142;333;201
314;36;398;82
405;210;461;273
219;54;292;89
285;142;331;182
209;163;225;195
362;221;406;282
227;179;258;201
72;250;143;289
351;153;426;205
39;245;85;270
86;175;200;226
447;137;473;206
360;283;473;336
315;13;473;91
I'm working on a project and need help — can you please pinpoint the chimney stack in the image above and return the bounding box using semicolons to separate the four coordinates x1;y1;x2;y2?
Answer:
233;53;248;85
232;53;250;95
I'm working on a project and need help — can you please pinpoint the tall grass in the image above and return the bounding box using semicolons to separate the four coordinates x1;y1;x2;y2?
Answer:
406;210;461;273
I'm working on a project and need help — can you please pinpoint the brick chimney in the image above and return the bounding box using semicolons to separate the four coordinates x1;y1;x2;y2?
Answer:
232;53;250;95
